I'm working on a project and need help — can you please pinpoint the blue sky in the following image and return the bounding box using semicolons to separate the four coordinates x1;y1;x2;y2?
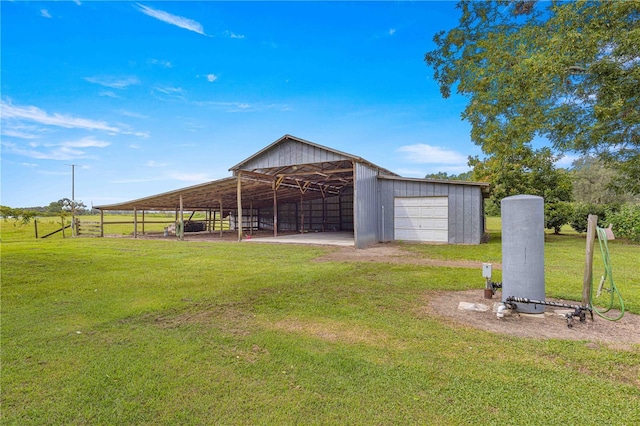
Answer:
2;1;490;208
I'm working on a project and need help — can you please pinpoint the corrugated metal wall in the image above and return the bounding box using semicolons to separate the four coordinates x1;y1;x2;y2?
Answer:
256;192;354;232
378;178;485;244
240;138;350;169
354;162;379;248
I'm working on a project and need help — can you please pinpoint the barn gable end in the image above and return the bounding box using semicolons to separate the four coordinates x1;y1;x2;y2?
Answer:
230;135;355;172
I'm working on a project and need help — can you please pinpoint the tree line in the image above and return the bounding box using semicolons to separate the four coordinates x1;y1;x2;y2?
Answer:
0;199;91;224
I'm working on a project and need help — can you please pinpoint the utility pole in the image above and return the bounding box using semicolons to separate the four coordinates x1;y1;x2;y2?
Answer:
67;164;77;237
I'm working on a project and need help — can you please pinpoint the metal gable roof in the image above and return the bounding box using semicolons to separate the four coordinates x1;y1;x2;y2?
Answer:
95;134;487;212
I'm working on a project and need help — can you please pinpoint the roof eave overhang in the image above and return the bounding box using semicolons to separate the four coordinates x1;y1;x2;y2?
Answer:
377;175;491;197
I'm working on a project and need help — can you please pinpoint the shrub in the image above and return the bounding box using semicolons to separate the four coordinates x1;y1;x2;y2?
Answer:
545;202;573;234
606;204;640;243
569;203;608;233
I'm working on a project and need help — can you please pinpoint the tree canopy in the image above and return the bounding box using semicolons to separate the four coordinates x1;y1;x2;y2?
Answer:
425;0;639;193
424;171;473;181
469;146;572;214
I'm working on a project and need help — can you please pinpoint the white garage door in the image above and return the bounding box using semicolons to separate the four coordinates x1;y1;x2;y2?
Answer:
394;197;448;242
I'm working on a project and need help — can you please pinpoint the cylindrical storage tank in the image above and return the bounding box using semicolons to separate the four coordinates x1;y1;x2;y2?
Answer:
501;195;545;314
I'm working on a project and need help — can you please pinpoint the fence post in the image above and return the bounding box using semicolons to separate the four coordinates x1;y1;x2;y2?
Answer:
34;218;38;239
582;214;598;307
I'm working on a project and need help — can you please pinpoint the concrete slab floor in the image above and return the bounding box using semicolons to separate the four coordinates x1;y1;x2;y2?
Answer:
244;231;355;247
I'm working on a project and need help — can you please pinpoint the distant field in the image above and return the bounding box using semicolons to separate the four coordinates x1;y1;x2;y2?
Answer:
2;217;639;424
1;212;230;240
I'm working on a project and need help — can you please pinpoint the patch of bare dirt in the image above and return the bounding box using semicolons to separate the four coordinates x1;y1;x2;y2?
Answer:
421;289;640;351
313;243;501;269
152;301;256;336
268;318;400;348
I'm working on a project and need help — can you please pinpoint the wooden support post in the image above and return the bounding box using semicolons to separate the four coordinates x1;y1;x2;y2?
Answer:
300;193;304;234
250;202;253;236
273;183;278;237
237;173;243;241
338;193;343;231
219;200;223;238
179;195;184;241
100;209;104;237
34;218;38;239
582;214;598;307
142;210;145;235
322;195;326;232
134;208;138;239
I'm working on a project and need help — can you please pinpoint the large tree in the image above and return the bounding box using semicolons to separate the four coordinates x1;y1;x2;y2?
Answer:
425;0;639;193
569;155;635;204
469;146;573;215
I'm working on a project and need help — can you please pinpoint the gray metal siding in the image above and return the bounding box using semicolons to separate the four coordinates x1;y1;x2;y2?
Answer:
241;139;350;170
354;162;379;248
379;179;395;242
378;178;485;244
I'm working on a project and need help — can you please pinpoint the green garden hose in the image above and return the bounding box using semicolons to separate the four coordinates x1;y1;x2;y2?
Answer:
591;227;625;321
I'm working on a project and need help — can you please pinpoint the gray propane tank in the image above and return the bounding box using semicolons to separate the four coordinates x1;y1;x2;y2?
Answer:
501;195;545;314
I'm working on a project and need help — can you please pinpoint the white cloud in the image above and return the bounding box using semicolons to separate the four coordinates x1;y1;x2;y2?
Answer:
61;136;110;149
555;153;580;169
224;30;245;39
146;160;168;167
191;100;291;113
119;110;149;119
1;100;120;133
137;4;206;36
153;86;187;102
155;86;185;95
84;76;139;89
396;165;472;179
2;139;102;161
12;136;111;160
149;58;172;68
395;168;428;178
389;28;396;36
40;9;52;18
207;73;218;83
99;91;121;98
1;129;40;139
397;143;468;165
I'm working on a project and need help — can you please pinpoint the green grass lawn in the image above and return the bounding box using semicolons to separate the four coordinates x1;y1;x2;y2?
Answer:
2;218;639;425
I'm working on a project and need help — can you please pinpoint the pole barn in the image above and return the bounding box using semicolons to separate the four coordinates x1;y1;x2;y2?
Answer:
96;135;490;248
